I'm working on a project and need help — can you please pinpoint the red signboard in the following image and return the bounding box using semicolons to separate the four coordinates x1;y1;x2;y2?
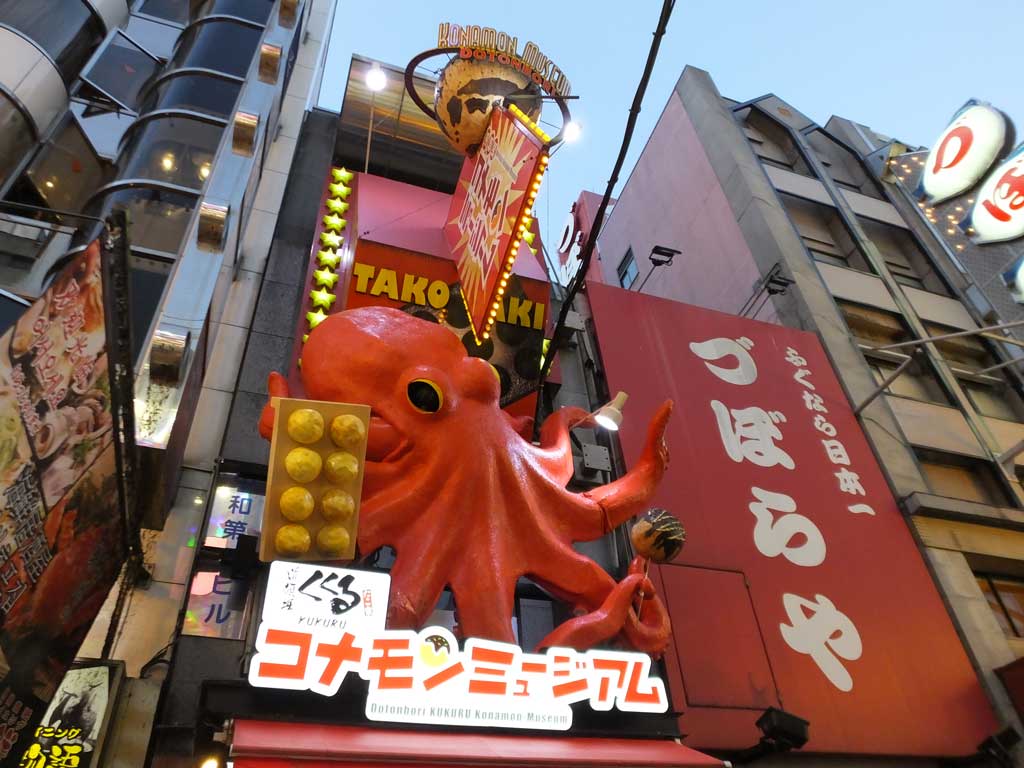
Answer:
588;282;997;755
445;107;546;342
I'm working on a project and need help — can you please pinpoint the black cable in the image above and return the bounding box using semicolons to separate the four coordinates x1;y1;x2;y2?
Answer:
536;0;677;392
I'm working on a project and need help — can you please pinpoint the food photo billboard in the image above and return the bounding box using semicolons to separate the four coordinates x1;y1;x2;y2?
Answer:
588;282;997;756
0;242;125;764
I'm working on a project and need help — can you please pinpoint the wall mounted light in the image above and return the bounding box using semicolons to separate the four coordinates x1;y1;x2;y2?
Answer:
232;111;259;156
197;201;229;252
593;391;628;431
259;43;282;83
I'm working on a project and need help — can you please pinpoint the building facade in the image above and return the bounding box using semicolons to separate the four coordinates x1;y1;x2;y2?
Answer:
592;65;1024;756
0;0;336;764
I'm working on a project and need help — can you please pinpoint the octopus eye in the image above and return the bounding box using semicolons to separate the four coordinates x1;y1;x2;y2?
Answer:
407;379;443;413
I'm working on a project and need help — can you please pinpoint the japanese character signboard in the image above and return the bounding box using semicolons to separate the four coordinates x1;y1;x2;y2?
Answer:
588;283;997;755
203;484;264;550
0;242;126;764
248;564;668;730
182;571;250;640
17;661;123;768
444;106;548;343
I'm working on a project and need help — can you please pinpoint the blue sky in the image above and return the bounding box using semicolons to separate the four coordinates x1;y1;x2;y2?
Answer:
318;0;1023;248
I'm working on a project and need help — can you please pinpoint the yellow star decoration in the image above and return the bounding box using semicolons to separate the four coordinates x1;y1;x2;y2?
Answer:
328;182;352;199
325;198;349;215
317;249;341;269
313;268;338;289
320;230;342;249
331;167;354;184
322;214;347;232
310;288;336;310
306;308;328;329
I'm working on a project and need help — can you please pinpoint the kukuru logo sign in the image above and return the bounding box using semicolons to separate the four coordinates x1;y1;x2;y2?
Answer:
248;565;668;731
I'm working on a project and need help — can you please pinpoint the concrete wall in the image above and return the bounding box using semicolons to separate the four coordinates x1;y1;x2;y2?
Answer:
596;89;771;320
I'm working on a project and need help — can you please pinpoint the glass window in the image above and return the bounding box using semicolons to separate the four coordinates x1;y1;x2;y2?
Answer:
70;101;135;159
0;0;104;82
868;356;950;405
124;14;182;59
85;187;197;253
204;475;265;548
779;194;870;273
118;115;224;189
137;0;189;25
977;574;1024;638
25;115;107;213
130;253;173;362
169;19;261;77
190;0;273;24
139;73;242;119
860;218;948;295
919;454;1009;506
0;92;35;190
182;569;252;639
82;32;161;112
964;382;1023;422
617;248;638;289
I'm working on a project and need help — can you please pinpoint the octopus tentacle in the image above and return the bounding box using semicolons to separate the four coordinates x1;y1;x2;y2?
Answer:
528;406;589;487
536;573;646;650
578;400;673;535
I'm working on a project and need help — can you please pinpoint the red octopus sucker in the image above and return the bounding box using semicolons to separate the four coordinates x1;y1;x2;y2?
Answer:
260;306;673;655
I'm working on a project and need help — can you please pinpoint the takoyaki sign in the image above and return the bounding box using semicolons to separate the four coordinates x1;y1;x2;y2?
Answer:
249;565;668;730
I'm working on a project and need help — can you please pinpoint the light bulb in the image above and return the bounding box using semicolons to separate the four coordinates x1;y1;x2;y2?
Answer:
366;64;387;92
563;121;581;142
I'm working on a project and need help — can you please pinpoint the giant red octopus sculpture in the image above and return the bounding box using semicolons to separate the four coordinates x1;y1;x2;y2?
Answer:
259;306;674;655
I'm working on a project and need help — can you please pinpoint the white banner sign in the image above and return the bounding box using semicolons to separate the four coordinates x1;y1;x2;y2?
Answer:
249;567;668;731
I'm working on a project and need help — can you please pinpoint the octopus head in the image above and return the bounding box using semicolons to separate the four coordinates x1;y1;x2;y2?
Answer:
302;306;501;491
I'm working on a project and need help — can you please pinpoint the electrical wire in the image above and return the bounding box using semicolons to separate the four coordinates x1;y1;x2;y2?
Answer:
536;0;677;390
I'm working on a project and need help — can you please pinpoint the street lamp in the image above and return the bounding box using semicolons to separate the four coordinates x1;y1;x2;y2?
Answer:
364;63;387;173
635;245;682;292
563;120;581;142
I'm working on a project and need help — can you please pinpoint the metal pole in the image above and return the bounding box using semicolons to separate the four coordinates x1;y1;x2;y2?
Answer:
364;90;376;174
872;318;1024;352
635;263;661;292
978;356;1024;376
854;352;917;414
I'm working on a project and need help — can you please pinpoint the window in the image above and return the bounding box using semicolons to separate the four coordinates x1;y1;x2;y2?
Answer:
83;187;197;254
739;111;811;177
137;0;189;25
779;194;870;273
918;451;1010;506
840;301;951;406
23;115;107;213
139;73;242;119
130;253;173;362
190;0;274;24
617;248;638;289
117;115;224;189
860;218;947;295
0;92;36;190
70;101;135;159
977;574;1024;638
0;0;104;82
169;19;262;77
924;322;1024;422
81;32;161;112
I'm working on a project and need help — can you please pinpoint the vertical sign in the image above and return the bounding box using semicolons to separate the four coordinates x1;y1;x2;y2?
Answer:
445;106;547;343
0;237;131;764
588;283;997;755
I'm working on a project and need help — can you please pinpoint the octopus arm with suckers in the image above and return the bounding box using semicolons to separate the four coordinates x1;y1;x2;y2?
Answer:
260;307;674;655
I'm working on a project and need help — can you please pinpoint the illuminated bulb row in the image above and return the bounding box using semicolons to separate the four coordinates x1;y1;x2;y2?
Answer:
507;103;552;143
307;167;354;334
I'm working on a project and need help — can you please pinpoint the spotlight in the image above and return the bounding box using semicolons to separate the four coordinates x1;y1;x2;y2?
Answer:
563;121;581;142
755;706;809;751
365;63;387;92
195;740;229;768
592;391;628;431
650;245;682;267
732;707;810;764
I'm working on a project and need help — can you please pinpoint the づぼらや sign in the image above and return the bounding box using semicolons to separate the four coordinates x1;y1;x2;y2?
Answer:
248;565;668;731
589;283;997;755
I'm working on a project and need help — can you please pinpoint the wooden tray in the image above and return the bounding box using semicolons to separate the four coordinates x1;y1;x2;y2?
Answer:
259;396;370;563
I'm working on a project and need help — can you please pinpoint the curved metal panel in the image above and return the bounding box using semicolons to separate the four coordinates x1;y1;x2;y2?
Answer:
0;26;67;136
81;0;129;33
117;108;229;153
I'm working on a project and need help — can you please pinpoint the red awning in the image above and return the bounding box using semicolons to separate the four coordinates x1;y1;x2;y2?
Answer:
231;720;721;768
